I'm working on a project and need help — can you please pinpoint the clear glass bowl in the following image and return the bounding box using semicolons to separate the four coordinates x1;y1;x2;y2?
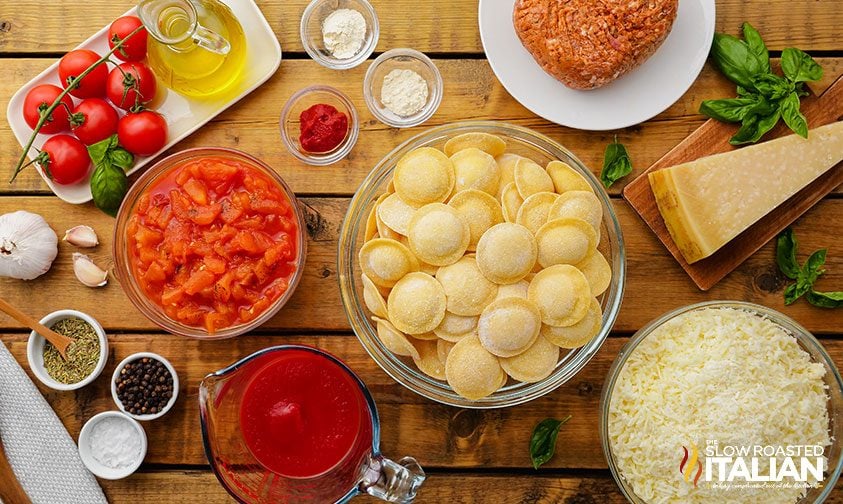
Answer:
300;0;379;70
599;301;843;503
363;48;443;128
280;85;360;166
113;147;308;340
337;121;626;408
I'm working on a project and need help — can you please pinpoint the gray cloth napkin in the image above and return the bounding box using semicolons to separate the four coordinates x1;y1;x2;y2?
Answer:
0;341;107;504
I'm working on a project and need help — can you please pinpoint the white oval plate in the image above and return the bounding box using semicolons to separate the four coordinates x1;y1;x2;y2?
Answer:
478;0;716;131
6;0;281;204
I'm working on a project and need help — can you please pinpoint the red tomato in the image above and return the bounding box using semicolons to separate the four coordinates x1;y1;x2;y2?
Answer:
58;49;108;99
71;98;119;145
107;62;157;110
38;135;91;185
22;84;74;134
108;16;148;62
118;111;168;156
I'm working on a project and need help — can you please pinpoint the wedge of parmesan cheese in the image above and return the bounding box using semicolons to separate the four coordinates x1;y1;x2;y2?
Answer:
649;121;843;263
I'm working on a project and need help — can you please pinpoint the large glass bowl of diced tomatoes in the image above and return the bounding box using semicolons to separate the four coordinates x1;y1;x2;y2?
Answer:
113;147;307;339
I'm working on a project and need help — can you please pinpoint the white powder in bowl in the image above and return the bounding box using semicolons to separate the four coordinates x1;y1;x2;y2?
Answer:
322;9;367;59
88;416;143;469
381;69;429;117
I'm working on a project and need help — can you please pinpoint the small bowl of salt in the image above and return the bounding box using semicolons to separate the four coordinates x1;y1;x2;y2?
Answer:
300;0;379;70
363;48;444;128
78;411;147;480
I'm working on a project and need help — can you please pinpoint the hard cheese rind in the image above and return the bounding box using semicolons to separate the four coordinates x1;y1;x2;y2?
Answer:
649;121;843;264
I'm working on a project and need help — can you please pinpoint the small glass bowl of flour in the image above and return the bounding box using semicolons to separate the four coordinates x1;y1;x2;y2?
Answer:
78;411;147;479
300;0;379;70
363;48;443;128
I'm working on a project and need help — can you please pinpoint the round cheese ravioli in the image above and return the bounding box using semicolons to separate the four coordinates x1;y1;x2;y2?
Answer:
448;189;504;250
476;223;537;284
546;160;593;194
548;190;602;232
359;238;419;288
514;158;554;198
495;279;529;301
495;153;522;197
434;311;479;341
436;256;499;316
437;338;455;363
500;335;559;383
535;218;597;268
393;147;455;206
477;297;542;357
445;335;504;400
450;147;501;196
387;272;447;334
444;132;507;158
575;252;612;296
377;193;418;236
407;203;470;266
540;297;602;348
411;338;447;379
500;182;524;223
516;192;559;235
372;316;420;359
362;273;389;318
528;265;592;327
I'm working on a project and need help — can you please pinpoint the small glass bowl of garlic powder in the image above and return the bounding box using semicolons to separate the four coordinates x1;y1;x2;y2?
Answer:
364;48;443;128
300;0;379;70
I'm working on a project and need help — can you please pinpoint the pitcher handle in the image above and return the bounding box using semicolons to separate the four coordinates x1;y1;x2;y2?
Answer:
193;24;231;55
359;455;426;503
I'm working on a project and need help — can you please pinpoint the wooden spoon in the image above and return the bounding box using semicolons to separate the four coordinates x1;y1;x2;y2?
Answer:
0;298;75;360
0;430;31;504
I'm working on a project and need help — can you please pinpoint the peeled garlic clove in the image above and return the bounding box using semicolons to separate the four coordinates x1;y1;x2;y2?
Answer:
63;225;99;248
73;253;108;288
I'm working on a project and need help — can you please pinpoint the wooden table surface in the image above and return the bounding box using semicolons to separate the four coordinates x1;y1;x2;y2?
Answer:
1;1;842;502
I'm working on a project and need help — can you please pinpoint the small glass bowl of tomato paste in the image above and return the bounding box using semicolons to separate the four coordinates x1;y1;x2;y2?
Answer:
113;148;307;339
280;85;359;166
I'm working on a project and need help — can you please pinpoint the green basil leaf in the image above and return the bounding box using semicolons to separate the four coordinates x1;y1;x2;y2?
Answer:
806;290;843;309
736;85;753;97
781;47;823;83
801;248;827;282
87;135;115;168
730;108;780;145
108;148;134;170
90;162;129;217
780;92;808;138
776;228;801;280
750;73;793;100
785;281;811;305
710;33;765;89
699;97;759;123
530;416;571;469
600;138;633;189
742;23;770;74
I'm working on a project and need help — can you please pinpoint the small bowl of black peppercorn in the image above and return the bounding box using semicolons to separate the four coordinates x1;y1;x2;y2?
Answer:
111;352;179;421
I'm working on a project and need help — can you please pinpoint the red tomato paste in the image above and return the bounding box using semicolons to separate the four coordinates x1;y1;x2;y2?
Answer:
126;156;299;334
239;349;373;478
299;103;348;153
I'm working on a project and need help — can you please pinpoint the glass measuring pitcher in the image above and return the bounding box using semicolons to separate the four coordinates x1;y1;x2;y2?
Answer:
138;0;247;98
199;345;426;503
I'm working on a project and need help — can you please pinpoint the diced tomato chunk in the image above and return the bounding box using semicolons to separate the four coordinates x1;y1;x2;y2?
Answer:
183;269;216;295
188;203;222;225
203;255;226;274
183;178;209;205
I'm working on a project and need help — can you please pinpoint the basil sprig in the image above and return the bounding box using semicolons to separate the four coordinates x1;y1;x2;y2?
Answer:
529;416;571;469
88;134;133;216
701;23;822;145
776;228;841;308
600;137;633;189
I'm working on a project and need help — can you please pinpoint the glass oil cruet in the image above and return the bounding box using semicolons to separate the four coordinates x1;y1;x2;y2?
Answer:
138;0;247;98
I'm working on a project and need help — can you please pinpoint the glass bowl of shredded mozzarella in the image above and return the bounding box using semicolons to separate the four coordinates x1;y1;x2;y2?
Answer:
600;301;843;504
300;0;379;70
363;48;443;128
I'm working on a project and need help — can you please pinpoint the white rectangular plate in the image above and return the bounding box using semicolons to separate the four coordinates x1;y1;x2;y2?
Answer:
6;0;282;204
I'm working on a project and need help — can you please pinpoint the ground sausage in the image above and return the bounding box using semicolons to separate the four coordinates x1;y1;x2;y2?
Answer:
513;0;679;89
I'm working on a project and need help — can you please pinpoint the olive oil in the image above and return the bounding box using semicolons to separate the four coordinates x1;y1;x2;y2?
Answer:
146;0;247;99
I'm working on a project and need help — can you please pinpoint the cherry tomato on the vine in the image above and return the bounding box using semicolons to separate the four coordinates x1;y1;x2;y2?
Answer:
38;134;91;185
58;49;108;99
108;16;148;62
118;110;168;156
107;62;157;111
22;84;74;134
71;98;120;146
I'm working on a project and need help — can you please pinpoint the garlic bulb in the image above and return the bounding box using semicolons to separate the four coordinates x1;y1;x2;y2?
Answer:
64;225;99;248
0;211;58;280
72;253;108;288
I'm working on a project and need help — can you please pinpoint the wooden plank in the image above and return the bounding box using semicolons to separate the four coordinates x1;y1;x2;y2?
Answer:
1;0;842;54
2;58;842;197
0;196;841;334
2;333;842;469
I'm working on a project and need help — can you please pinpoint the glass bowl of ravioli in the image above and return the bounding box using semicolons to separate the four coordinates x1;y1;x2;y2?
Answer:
113;148;307;340
600;301;843;504
338;121;626;408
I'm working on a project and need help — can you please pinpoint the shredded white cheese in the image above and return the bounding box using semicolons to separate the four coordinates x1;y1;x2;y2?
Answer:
608;307;830;504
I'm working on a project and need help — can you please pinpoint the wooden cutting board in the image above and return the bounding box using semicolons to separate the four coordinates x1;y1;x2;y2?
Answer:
623;75;843;291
